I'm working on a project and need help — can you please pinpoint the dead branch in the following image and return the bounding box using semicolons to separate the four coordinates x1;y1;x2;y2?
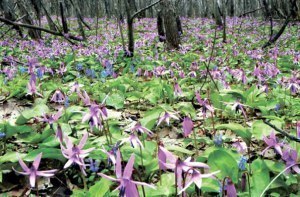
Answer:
131;0;163;20
0;17;83;42
263;119;300;143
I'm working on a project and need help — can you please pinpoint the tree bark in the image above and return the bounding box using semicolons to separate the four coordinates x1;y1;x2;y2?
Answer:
161;0;180;50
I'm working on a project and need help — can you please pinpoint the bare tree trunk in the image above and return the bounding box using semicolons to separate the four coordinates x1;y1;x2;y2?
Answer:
0;0;23;37
157;10;165;42
17;0;41;39
214;0;223;27
161;0;180;50
60;1;69;34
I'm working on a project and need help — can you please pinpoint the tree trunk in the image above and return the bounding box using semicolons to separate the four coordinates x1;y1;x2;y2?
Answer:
17;0;41;39
0;0;23;37
161;0;180;50
157;10;165;42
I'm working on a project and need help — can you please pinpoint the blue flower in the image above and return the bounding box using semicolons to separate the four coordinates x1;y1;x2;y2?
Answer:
64;96;69;108
89;159;99;172
130;65;135;73
274;104;280;111
36;68;43;79
238;156;248;171
0;132;6;139
76;63;83;71
213;134;223;147
19;67;27;74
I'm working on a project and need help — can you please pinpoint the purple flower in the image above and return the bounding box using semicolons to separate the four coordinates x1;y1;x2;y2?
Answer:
131;122;153;137
55;124;63;143
79;90;91;106
57;63;67;76
60;133;95;175
225;178;237;197
232;140;247;154
178;169;219;194
42;107;63;127
120;133;144;149
282;148;300;174
82;104;102;130
231;100;248;121
51;90;65;103
158;145;177;171
70;82;81;94
101;146;117;166
27;74;43;97
157;111;179;126
182;117;194;137
261;131;284;156
174;82;182;96
13;153;57;188
98;150;155;197
195;92;214;117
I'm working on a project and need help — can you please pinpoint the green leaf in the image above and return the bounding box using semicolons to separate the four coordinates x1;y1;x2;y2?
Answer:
144;173;175;197
89;178;111;197
252;120;282;139
166;145;194;155
251;159;270;196
174;102;196;118
216;123;252;145
106;92;125;110
16;104;49;125
24;148;66;163
208;149;239;183
140;108;164;130
0;152;26;163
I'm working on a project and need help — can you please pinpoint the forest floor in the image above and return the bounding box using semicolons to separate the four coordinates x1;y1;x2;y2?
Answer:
0;17;300;196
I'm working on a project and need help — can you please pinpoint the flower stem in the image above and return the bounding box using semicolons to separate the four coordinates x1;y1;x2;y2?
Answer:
260;163;299;197
193;129;199;156
81;172;87;191
139;144;144;167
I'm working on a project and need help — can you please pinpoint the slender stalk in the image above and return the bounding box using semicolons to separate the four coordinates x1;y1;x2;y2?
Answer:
222;176;228;197
80;172;87;191
36;179;39;197
175;162;178;195
135;168;146;197
105;119;113;144
193;129;199;156
139;144;144;167
260;163;299;197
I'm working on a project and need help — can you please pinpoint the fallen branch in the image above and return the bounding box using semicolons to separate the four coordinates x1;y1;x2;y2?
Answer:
262;15;290;49
131;0;163;20
263;119;300;143
0;17;83;42
239;7;264;17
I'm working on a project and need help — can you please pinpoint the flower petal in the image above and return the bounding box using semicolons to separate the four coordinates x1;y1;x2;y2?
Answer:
33;153;42;170
123;154;135;179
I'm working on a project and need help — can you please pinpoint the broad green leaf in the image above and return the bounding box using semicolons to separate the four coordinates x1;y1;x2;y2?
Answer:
251;120;282;139
24;148;65;162
251;159;270;196
174;102;196;118
208;149;239;183
16;104;49;125
216;123;251;145
0;152;26;163
140;108;164;130
106;92;125;109
166;145;194;155
89;178;111;197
